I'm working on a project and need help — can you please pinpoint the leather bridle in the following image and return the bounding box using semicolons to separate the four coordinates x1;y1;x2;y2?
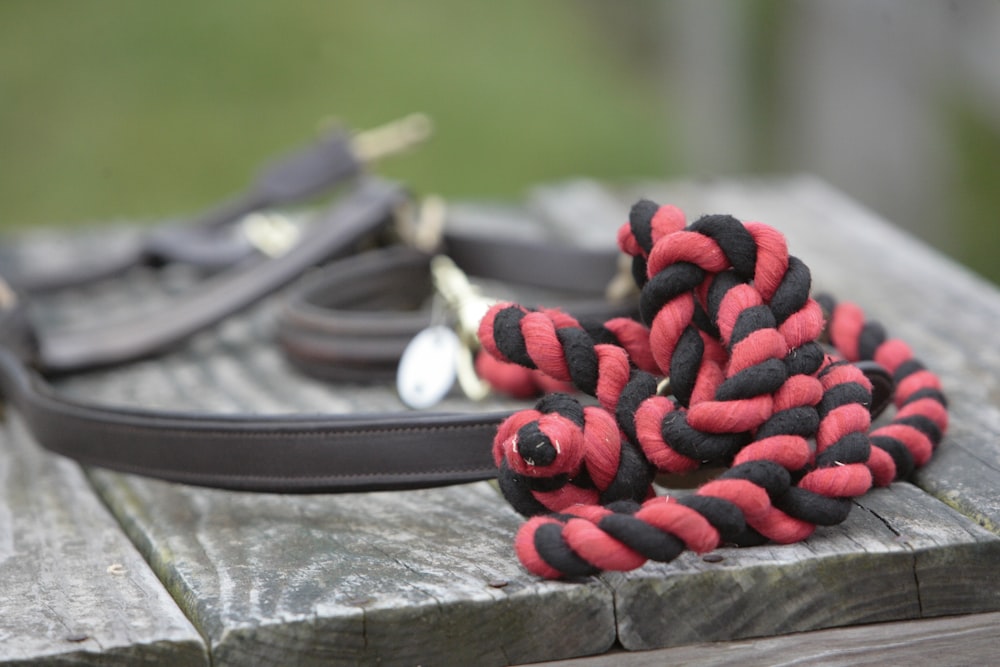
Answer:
0;176;638;492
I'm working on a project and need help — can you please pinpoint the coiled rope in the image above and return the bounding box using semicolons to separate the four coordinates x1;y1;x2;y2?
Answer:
477;200;948;578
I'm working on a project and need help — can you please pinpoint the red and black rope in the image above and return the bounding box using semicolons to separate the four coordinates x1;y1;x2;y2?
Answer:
477;199;948;579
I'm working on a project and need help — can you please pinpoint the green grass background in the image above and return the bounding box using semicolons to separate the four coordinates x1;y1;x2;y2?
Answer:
1;1;997;284
0;0;674;226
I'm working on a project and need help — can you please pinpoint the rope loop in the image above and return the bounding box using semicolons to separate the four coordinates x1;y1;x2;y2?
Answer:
477;199;948;578
493;393;655;516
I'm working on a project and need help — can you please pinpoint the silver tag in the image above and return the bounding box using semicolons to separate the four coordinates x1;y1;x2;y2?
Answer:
397;325;460;409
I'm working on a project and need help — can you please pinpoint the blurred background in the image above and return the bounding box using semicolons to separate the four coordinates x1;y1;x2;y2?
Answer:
2;0;998;283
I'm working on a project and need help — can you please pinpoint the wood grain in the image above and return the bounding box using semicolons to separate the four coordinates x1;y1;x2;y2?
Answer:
37;214;620;667
608;483;1000;651
538;611;1000;667
0;416;207;666
88;472;616;667
6;177;999;664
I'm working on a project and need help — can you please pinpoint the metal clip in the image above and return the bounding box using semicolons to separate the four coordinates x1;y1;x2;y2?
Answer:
397;253;499;408
431;255;497;347
431;255;499;403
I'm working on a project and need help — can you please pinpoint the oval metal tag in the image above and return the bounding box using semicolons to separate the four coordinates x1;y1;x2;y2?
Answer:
396;325;460;409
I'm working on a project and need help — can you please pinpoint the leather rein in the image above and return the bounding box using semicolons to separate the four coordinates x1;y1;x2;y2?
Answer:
0;177;637;492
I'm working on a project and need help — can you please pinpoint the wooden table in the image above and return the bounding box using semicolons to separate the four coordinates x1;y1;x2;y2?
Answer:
2;177;998;666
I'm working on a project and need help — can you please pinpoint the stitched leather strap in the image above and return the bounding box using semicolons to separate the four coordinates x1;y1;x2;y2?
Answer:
0;347;506;492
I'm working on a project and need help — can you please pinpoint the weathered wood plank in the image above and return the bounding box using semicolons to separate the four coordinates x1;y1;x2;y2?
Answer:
22;211;620;666
87;473;615;667
8;177;1000;664
0;416;207;666
608;483;1000;651
538;611;1000;667
861;482;1000;619
70;330;615;665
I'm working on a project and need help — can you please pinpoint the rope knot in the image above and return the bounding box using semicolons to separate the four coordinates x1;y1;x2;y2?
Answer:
493;393;654;516
476;198;947;579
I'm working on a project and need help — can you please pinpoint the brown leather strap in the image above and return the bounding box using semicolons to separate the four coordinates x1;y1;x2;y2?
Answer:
0;347;504;492
277;241;633;383
2;127;364;293
0;181;630;492
37;178;406;373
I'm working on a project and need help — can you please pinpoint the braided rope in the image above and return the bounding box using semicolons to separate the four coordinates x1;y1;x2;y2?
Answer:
820;295;949;485
477;200;948;578
476;307;657;400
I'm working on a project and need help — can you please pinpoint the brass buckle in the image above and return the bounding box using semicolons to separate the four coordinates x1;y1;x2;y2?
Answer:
241;212;301;258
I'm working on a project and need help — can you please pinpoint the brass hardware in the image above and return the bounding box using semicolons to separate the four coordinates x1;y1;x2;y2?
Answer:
605;253;639;302
429;254;499;402
430;255;497;347
350;113;433;163
396;194;447;254
0;277;18;310
242;212;301;258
